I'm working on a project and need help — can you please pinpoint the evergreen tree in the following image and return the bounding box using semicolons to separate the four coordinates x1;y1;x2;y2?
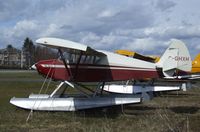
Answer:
23;37;35;67
23;37;34;53
7;44;13;49
7;44;14;52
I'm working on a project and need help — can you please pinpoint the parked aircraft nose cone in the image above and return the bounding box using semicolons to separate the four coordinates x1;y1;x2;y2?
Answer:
31;64;37;70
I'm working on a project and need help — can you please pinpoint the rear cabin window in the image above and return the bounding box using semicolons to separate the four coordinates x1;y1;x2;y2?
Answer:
63;52;100;64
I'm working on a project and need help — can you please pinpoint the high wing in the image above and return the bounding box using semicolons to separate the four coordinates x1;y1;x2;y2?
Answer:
36;37;106;56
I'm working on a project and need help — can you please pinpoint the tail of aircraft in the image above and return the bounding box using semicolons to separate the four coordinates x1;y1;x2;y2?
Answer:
191;53;200;73
156;39;191;77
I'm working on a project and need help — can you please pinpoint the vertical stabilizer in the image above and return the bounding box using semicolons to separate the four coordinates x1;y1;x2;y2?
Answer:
192;53;200;73
156;39;191;77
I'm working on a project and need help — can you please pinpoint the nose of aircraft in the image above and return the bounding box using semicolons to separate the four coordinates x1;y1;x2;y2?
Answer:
31;63;37;70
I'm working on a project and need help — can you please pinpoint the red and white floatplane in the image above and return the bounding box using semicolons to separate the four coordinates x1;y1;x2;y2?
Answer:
10;38;192;111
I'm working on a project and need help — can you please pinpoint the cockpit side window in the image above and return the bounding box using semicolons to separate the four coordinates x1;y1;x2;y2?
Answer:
80;55;101;64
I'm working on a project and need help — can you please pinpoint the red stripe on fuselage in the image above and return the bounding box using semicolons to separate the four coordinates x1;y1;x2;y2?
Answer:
35;59;159;82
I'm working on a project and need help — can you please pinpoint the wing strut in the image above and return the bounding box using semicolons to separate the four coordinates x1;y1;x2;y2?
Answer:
58;49;73;81
74;51;82;79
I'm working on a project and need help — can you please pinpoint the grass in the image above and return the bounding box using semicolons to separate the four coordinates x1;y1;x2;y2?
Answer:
0;70;41;79
0;70;200;131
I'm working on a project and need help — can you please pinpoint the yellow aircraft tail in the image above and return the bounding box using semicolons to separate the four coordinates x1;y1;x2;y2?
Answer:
192;53;200;73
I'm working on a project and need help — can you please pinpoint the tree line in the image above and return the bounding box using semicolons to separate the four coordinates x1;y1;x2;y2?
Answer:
23;37;57;66
2;37;57;69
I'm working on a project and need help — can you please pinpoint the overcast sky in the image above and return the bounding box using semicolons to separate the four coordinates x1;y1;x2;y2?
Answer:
0;0;200;58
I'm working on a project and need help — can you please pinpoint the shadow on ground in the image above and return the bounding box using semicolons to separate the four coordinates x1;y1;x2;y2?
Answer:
75;105;122;118
170;106;199;114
